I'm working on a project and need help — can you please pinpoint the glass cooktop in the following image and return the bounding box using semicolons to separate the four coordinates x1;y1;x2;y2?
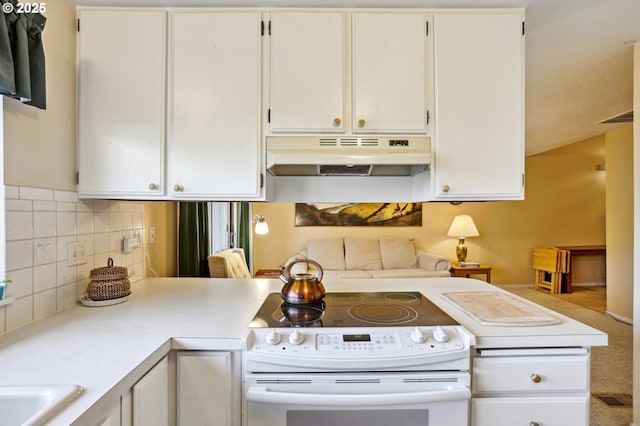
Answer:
248;291;459;328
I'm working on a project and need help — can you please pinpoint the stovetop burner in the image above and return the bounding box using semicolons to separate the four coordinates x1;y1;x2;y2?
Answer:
348;302;418;325
249;291;458;328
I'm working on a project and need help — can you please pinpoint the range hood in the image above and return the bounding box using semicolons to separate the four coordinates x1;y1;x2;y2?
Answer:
266;136;431;177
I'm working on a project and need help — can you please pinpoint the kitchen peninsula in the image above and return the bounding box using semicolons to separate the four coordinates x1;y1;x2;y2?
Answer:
0;277;606;425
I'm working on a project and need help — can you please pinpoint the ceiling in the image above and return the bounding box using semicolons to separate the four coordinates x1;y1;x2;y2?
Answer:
73;0;640;156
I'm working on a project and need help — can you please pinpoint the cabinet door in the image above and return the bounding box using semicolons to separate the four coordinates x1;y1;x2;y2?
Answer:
472;396;589;426
433;12;524;200
133;356;170;426
167;11;262;199
352;12;429;134
77;9;166;198
269;12;345;132
97;390;132;426
177;351;240;426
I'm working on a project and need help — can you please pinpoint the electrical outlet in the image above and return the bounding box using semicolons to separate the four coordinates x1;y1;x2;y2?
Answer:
149;227;156;244
68;242;87;267
123;237;138;254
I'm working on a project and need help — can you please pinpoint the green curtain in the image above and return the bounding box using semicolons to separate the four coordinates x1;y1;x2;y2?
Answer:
236;202;251;273
178;202;210;277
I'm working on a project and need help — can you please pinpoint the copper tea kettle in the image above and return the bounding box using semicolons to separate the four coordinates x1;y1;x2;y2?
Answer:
279;258;326;305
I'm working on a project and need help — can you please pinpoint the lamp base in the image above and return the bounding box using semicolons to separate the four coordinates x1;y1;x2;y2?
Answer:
456;238;468;263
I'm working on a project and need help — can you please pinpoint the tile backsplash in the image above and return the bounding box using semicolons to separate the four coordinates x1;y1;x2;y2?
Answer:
0;186;145;335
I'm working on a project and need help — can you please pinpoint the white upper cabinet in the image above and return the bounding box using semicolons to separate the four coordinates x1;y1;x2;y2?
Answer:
167;11;263;199
268;11;431;135
432;11;525;200
269;11;345;133
352;12;430;134
77;9;166;198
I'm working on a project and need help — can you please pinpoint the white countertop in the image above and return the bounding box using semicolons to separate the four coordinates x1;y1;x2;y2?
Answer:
0;277;607;425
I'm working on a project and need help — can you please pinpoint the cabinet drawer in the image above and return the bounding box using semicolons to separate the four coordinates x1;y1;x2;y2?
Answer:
472;395;589;426
473;354;589;393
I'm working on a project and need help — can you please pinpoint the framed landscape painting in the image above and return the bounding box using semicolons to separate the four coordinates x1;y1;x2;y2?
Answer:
295;203;422;226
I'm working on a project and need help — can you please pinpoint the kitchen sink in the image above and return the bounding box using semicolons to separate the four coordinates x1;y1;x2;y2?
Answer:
0;384;83;426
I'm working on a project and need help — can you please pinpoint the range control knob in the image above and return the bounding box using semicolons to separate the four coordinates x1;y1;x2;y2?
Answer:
432;326;449;343
288;329;304;345
410;327;427;343
265;330;281;345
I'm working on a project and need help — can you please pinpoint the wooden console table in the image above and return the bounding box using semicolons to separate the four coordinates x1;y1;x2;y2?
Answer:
450;264;492;283
254;269;282;278
555;245;606;292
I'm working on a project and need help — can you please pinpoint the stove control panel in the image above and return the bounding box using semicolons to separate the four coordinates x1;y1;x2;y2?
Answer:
248;326;467;359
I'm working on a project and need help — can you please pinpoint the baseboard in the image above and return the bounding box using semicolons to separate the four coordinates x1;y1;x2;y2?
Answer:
573;282;606;287
605;311;633;325
495;282;606;288
493;283;534;288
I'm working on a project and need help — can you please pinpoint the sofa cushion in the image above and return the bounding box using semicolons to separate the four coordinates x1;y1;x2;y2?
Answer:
323;269;373;279
379;238;417;269
283;252;308;275
369;269;451;278
307;238;345;270
344;238;382;270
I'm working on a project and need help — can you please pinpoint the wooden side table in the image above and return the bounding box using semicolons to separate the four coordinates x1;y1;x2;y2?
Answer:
450;264;492;283
254;269;282;278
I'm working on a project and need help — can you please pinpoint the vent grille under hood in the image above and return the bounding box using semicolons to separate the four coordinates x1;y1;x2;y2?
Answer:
266;136;431;177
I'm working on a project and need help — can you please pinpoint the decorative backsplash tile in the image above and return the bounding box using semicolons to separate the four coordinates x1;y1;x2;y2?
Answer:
0;186;146;335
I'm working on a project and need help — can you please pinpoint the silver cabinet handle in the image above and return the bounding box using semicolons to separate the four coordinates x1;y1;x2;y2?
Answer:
148;183;158;190
173;184;184;192
529;422;540;426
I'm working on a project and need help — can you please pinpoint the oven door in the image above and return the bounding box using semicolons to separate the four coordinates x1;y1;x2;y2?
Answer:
245;371;470;426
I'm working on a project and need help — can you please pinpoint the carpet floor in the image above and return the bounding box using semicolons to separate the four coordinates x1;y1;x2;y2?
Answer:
497;285;632;426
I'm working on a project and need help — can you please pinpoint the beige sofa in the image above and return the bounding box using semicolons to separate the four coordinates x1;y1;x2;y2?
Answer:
285;237;451;279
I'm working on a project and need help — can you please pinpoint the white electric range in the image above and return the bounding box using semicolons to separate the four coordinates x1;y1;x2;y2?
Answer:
243;291;475;426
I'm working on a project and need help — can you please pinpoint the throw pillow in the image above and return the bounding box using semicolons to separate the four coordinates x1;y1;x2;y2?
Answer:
379;238;417;269
283;253;308;275
344;238;382;270
307;238;345;270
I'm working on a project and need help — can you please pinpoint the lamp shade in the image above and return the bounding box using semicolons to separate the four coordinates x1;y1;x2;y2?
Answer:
254;215;269;235
447;215;479;238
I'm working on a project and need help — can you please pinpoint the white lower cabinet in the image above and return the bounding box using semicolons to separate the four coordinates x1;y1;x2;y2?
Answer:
471;348;590;426
177;351;241;426
96;389;132;426
132;356;171;426
473;396;589;426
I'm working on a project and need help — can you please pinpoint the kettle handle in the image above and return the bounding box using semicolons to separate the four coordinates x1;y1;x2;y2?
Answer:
280;258;324;283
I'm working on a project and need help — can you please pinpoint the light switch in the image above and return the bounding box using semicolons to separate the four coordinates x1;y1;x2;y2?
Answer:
68;241;88;267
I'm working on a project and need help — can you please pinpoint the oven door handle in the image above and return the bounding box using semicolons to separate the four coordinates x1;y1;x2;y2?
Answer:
246;386;470;406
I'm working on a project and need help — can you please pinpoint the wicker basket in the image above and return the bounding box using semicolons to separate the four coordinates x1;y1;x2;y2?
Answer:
87;258;131;301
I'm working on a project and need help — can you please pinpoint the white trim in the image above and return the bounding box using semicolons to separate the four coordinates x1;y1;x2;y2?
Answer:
605;311;633;325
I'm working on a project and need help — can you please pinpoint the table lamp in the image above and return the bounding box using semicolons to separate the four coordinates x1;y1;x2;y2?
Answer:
447;215;479;263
